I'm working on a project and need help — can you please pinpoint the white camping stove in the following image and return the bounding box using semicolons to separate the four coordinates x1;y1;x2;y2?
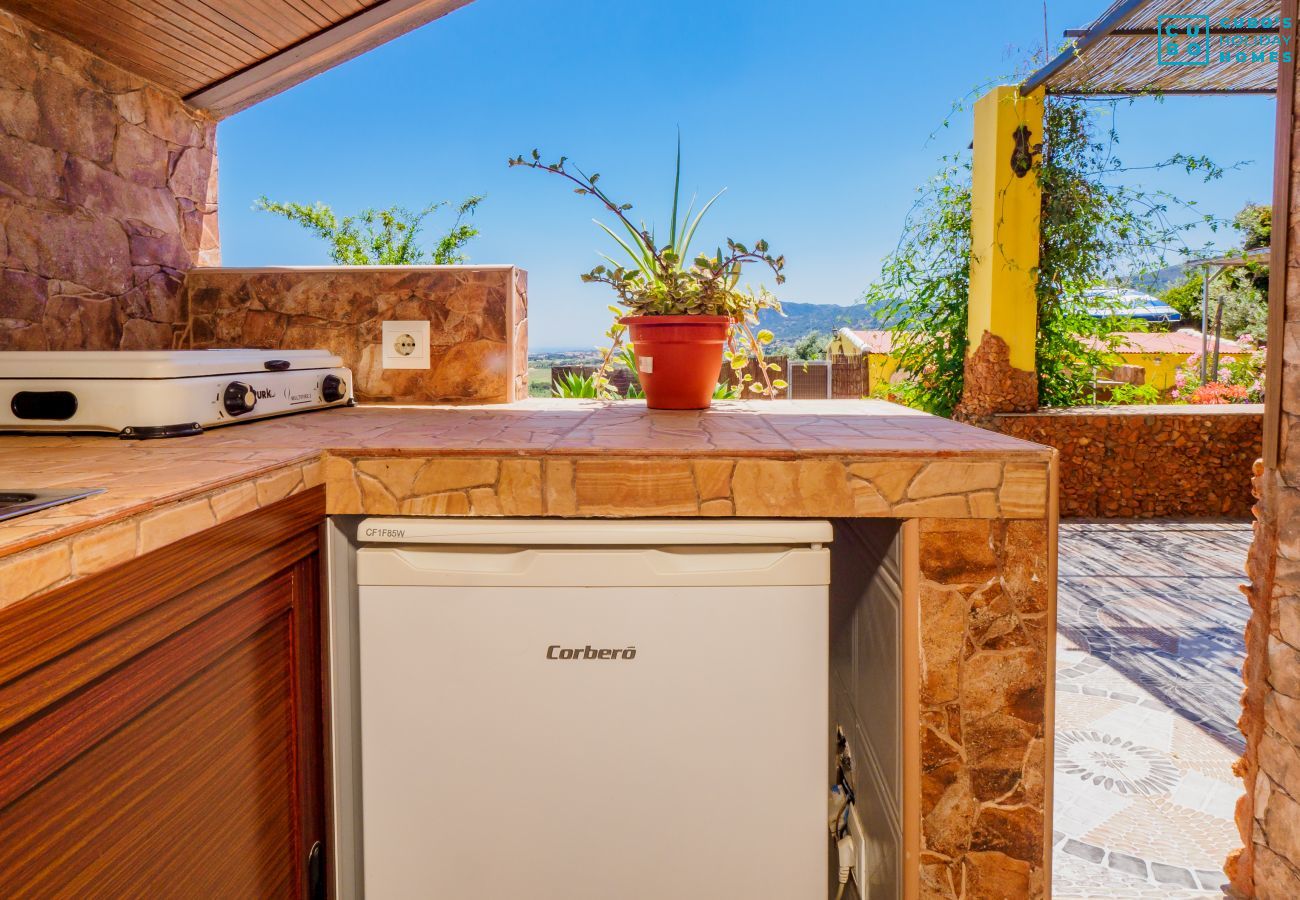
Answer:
0;350;353;439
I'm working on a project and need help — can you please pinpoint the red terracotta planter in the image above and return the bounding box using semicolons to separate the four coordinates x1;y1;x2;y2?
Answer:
620;315;731;410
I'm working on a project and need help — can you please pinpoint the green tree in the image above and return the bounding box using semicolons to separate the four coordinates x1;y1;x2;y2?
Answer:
791;331;827;360
1233;202;1271;250
1160;201;1270;341
866;94;1226;416
1161;272;1204;323
1226;201;1270;297
254;196;483;265
1161;271;1268;341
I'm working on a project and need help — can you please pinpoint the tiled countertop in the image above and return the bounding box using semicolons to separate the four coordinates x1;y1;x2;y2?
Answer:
2;399;1055;605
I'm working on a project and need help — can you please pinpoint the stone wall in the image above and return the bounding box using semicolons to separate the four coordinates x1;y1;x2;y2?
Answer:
957;331;1040;421
0;9;218;350
917;517;1050;898
990;405;1262;519
1229;60;1300;898
182;266;528;404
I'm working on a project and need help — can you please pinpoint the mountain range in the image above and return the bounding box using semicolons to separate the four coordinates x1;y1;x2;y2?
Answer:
756;300;889;342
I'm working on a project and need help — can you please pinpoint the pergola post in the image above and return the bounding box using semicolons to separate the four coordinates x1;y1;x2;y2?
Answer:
958;85;1045;420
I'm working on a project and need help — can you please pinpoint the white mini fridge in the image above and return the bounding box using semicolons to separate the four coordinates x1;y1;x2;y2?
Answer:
355;518;831;899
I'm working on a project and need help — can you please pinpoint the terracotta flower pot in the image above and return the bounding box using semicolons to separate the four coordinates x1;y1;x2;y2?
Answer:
620;315;731;410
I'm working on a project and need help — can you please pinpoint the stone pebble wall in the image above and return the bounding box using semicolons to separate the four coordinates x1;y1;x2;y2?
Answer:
989;407;1262;519
958;331;1039;420
183;267;527;404
0;9;218;350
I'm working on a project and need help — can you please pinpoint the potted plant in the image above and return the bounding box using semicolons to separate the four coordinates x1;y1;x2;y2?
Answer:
509;145;787;409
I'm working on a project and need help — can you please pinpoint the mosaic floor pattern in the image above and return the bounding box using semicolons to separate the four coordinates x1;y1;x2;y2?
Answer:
1053;521;1251;899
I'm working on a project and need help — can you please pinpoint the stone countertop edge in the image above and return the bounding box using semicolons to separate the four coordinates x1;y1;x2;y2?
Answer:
0;402;1057;606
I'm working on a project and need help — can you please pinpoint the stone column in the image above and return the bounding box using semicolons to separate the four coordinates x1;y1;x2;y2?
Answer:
957;86;1045;422
1229;13;1300;894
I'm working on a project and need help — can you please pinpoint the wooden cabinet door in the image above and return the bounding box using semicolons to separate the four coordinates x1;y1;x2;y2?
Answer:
0;488;327;899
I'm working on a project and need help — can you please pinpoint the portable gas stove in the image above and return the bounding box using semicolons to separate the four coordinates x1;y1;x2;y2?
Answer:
0;350;353;439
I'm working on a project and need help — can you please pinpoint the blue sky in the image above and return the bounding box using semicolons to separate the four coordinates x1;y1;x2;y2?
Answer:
218;0;1277;349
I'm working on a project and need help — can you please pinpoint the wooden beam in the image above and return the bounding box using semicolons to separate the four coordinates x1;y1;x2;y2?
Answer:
185;0;473;119
1264;0;1296;468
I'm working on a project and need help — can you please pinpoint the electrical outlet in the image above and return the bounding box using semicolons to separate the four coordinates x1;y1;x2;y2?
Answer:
382;320;431;370
835;729;872;895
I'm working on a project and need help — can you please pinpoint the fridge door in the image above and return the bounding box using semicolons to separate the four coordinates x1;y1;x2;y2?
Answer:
358;580;827;900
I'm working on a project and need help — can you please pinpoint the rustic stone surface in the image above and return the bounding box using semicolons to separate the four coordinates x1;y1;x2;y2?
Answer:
991;405;1262;518
1261;728;1300;802
209;481;259;523
957;331;1039;419
0;541;72;601
573;459;697;516
1263;786;1300;873
1269;635;1300;699
1232;56;1300;895
909;461;1003;499
1254;842;1300;900
0;456;323;607
0;400;1055;897
328;450;1051;521
0;8;217;349
917;517;1052;897
964;850;1035;899
69;518;136;574
136;497;217;554
182;266;528;404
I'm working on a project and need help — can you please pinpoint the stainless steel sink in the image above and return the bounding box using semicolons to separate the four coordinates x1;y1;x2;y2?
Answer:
0;488;105;523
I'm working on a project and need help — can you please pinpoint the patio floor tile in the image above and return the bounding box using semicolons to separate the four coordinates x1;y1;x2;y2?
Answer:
1052;521;1248;899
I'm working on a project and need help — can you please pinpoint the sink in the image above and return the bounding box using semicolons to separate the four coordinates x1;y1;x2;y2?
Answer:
0;488;105;523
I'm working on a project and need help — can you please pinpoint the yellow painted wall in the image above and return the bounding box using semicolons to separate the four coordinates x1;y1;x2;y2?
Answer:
828;339;1204;396
1117;352;1181;392
1112;351;1239;393
827;335;901;390
868;353;900;389
827;336;901;392
826;334;853;357
967;85;1044;373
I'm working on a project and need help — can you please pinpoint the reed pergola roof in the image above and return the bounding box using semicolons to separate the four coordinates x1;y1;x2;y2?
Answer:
0;0;472;118
1023;0;1282;96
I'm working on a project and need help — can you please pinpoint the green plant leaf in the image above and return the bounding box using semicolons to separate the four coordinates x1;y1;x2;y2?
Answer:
669;134;682;250
595;221;653;274
679;189;725;260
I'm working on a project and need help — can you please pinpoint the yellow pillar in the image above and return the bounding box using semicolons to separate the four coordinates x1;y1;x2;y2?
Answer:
967;85;1044;378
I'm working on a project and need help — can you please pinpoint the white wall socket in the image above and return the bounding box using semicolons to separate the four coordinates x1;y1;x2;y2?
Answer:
381;320;431;370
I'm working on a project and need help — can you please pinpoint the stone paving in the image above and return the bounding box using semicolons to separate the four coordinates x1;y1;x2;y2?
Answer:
1053;521;1251;898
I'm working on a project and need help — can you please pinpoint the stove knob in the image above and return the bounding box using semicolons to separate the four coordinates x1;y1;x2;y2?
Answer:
321;374;347;403
223;381;257;416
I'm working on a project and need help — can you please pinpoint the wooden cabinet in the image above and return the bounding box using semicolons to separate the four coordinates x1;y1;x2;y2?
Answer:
0;488;328;898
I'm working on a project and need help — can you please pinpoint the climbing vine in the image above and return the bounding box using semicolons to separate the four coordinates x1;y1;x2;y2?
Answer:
866;93;1231;416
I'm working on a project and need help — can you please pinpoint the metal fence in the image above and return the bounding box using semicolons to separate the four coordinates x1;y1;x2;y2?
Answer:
723;355;869;400
552;354;869;400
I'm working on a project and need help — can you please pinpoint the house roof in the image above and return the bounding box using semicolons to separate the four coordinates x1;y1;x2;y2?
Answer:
1099;331;1247;355
1022;0;1281;96
0;0;471;118
839;327;1246;357
836;329;895;355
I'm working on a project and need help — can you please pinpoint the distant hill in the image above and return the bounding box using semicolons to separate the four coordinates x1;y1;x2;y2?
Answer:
1128;264;1191;295
756;301;889;342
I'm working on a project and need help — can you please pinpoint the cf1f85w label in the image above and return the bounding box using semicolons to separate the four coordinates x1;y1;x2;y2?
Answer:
546;645;637;660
